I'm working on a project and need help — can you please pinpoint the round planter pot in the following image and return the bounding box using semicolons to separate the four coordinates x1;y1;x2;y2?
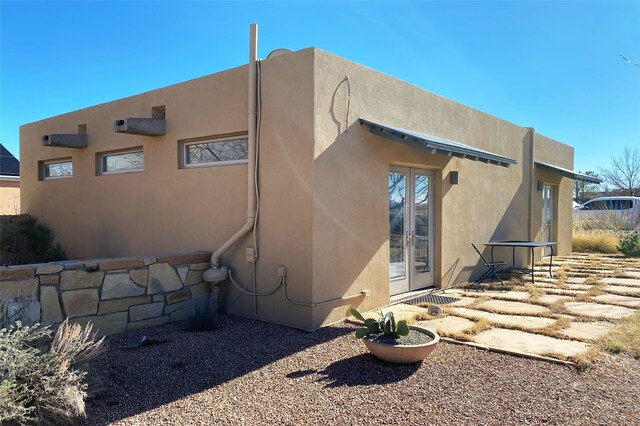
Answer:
362;325;440;364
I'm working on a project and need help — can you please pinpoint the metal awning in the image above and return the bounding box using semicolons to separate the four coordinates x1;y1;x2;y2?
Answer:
359;118;517;167
534;161;602;184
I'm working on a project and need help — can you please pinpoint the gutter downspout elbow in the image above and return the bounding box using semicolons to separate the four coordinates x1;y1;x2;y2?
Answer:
210;218;254;267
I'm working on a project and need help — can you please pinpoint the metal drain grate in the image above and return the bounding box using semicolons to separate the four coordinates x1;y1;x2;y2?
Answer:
402;294;461;306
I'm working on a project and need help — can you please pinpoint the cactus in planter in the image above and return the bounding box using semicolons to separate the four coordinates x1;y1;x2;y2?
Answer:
351;308;409;339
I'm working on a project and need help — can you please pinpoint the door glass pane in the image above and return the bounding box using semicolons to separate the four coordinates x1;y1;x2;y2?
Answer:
389;172;406;280
414;174;430;273
542;185;552;242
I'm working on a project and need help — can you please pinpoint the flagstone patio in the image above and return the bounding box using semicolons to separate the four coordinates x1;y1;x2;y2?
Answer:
355;253;640;364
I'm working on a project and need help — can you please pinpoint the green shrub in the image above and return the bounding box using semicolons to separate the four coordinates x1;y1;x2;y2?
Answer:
0;215;66;266
0;320;104;425
617;231;640;257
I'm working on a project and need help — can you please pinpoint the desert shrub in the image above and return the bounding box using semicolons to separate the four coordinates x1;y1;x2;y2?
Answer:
0;215;66;266
617;231;640;257
0;320;104;425
572;229;619;254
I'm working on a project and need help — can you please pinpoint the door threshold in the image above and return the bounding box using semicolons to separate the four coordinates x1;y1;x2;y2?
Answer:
390;287;437;304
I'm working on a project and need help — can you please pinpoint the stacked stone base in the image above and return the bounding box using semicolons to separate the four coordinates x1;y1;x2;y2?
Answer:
0;252;214;336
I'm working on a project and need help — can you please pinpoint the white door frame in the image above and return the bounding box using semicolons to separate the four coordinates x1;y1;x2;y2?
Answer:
389;167;435;295
542;184;555;257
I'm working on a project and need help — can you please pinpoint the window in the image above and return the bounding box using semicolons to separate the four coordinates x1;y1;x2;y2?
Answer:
181;136;248;168
40;158;72;180
98;148;144;175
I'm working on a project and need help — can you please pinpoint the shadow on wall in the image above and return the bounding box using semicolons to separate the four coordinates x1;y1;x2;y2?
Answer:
452;133;532;284
84;314;354;424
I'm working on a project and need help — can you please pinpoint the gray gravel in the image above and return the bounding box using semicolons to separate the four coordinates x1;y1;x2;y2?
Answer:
84;314;640;425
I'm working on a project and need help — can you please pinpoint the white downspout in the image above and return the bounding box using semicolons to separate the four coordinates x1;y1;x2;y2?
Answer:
206;24;258;271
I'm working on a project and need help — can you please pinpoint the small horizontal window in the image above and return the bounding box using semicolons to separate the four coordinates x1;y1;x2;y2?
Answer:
40;159;72;180
182;136;248;168
98;148;144;175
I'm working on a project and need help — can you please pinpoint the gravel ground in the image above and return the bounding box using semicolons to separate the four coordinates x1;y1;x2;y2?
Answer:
84;314;640;426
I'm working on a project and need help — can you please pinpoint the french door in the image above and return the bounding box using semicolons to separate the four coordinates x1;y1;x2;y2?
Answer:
389;167;435;296
541;184;555;257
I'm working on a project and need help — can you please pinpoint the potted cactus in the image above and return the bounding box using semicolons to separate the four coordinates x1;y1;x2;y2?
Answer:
350;308;439;363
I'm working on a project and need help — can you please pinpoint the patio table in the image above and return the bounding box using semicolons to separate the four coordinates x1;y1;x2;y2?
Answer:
484;240;559;284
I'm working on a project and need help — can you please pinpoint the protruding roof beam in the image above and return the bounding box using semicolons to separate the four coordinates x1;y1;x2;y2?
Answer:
42;134;87;148
113;118;166;136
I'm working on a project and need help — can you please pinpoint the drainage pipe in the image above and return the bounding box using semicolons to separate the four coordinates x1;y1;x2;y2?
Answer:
527;127;535;241
209;24;258;268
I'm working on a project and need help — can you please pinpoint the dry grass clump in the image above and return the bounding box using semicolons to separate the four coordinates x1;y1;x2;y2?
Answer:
570;346;606;370
0;319;104;425
612;268;631;278
572;230;619;254
600;311;640;358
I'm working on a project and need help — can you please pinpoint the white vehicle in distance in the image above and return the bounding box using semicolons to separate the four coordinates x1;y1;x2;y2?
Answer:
574;196;640;230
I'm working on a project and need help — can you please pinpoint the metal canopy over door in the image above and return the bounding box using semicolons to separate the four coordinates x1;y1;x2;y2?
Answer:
389;167;435;295
541;184;555;257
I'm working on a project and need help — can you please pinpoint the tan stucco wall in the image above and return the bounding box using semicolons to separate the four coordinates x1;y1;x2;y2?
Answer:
20;47;576;330
309;49;574;326
0;179;20;215
20;50;317;329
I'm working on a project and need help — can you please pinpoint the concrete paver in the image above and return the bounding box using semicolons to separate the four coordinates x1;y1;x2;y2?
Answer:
564;284;594;290
454;290;530;302
447;307;555;329
538;288;586;296
415;316;475;335
559;321;614;342
446;295;478;307
537;294;573;304
364;303;427;323
593;294;640;308
564;302;636;319
475;299;551;315
599;277;640;286
603;285;640;296
473;328;591;357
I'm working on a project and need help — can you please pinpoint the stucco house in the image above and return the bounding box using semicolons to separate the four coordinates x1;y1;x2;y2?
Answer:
19;32;598;331
0;143;20;215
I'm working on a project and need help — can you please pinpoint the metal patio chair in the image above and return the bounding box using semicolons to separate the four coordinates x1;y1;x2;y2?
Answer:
471;243;506;289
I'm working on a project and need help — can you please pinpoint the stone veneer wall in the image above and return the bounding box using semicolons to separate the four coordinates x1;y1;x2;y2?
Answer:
0;252;213;336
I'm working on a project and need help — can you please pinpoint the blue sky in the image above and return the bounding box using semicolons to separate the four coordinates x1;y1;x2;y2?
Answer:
1;1;639;173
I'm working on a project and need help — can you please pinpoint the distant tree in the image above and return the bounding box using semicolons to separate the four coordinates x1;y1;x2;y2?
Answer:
598;145;640;197
573;171;601;204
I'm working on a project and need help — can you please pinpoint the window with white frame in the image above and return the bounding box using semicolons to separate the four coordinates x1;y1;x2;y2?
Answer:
182;136;248;168
98;148;144;175
40;158;73;180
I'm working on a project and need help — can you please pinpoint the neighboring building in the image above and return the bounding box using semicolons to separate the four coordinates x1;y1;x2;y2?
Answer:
0;144;20;215
19;47;597;330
